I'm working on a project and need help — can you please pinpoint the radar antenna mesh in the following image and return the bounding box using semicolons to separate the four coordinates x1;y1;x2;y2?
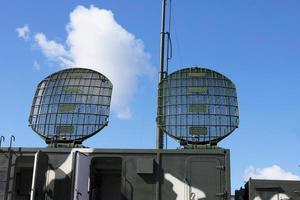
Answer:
29;68;113;144
157;67;239;145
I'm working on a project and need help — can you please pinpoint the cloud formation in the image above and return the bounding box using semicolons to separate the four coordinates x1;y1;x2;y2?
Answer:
34;33;73;67
16;25;30;40
244;165;300;181
32;5;153;119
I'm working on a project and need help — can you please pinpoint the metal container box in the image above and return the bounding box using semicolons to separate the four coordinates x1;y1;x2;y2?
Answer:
0;147;231;200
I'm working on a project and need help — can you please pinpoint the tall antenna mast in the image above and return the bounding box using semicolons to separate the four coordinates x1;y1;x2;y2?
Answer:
157;0;167;149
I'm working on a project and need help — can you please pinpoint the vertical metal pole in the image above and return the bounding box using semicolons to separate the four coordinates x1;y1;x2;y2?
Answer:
156;1;167;200
157;0;167;150
4;135;15;200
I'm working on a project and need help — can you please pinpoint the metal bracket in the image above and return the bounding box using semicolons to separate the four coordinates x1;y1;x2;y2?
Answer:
216;191;227;199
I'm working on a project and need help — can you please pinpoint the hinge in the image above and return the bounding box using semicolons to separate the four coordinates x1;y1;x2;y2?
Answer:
216;165;225;170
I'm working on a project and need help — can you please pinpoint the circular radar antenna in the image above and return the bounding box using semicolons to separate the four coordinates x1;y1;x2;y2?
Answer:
29;68;113;145
157;67;239;145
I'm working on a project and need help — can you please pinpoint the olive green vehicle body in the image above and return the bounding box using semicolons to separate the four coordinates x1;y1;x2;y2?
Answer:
0;147;231;200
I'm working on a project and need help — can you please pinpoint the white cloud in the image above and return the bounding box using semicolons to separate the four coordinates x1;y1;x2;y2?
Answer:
244;165;300;181
16;25;30;40
33;60;40;70
34;33;73;67
34;5;153;119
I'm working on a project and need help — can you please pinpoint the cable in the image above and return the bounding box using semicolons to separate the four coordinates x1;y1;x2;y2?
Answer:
171;2;184;68
166;0;173;76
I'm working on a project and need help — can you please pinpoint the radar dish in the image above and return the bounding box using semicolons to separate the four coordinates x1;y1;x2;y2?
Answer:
157;67;239;145
29;68;113;144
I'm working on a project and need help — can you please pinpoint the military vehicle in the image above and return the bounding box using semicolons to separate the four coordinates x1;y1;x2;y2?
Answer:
0;1;298;200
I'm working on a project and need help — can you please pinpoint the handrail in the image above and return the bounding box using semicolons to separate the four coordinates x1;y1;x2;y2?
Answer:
9;135;15;149
0;136;5;148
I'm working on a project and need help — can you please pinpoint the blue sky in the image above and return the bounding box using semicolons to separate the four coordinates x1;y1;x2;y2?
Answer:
0;0;300;191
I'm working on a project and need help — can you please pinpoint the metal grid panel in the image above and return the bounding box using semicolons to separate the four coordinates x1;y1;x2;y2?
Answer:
28;68;113;143
157;67;239;144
